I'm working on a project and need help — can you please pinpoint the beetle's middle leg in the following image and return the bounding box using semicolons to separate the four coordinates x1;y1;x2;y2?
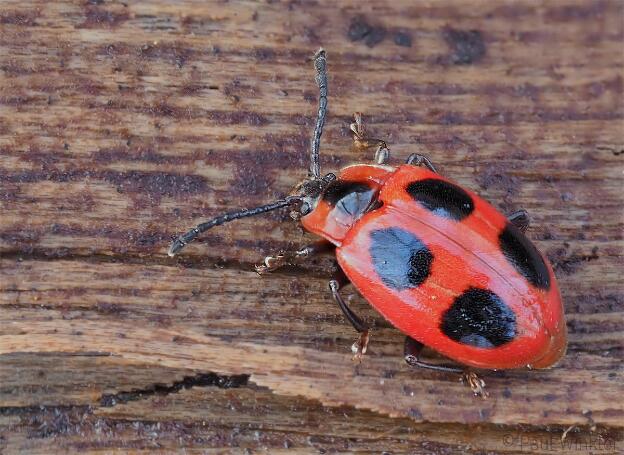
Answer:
350;112;390;165
405;153;437;173
256;239;334;274
329;268;371;362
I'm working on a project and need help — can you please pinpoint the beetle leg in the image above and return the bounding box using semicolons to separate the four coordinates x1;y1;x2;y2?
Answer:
460;371;488;398
373;146;390;165
404;337;488;398
507;209;530;233
405;153;437;173
256;240;334;274
329;269;370;363
350;113;390;164
350;112;365;142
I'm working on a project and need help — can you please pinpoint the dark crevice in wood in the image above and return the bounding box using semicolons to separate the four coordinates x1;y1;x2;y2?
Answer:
99;372;250;408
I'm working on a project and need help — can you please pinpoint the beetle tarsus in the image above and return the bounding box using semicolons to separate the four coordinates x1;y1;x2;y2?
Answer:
350;113;390;164
255;252;287;274
374;146;390;164
168;239;185;257
256;240;335;274
350;112;365;145
255;248;309;274
508;209;530;233
406;153;437;173
461;371;489;399
352;329;370;363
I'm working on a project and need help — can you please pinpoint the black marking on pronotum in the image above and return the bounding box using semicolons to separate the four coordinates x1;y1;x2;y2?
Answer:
369;227;433;290
499;223;551;290
322;180;370;205
406;178;474;221
441;287;516;348
322;179;377;218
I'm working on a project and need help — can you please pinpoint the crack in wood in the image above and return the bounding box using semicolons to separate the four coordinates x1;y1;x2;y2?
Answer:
99;372;250;408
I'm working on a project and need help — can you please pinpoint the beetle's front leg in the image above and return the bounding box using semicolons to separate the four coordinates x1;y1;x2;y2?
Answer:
255;239;334;274
329;268;370;362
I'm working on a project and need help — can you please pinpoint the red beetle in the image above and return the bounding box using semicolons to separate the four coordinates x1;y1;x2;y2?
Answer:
169;50;567;395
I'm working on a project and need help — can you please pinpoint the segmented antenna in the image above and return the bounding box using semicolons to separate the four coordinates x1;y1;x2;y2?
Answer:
168;196;302;256
309;49;328;179
169;49;329;257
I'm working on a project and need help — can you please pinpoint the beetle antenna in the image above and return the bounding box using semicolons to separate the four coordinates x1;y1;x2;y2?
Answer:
168;196;302;256
309;48;327;180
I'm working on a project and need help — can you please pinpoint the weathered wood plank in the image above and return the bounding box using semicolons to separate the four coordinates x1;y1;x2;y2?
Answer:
1;0;623;452
2;380;619;454
0;351;621;454
1;258;622;428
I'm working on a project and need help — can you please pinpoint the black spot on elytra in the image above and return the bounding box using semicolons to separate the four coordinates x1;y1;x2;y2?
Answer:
321;179;377;218
441;287;516;348
500;223;551;290
443;28;486;65
369;227;433;290
406;179;474;221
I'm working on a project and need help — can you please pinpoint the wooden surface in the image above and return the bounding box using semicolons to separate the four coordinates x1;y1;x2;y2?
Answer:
1;0;623;453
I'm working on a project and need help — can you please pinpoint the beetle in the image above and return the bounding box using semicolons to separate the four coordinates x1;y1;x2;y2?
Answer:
169;49;567;395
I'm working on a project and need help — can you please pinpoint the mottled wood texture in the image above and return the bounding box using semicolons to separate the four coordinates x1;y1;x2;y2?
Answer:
1;0;623;453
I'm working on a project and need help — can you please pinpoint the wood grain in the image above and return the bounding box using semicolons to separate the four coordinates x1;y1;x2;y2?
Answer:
1;0;623;453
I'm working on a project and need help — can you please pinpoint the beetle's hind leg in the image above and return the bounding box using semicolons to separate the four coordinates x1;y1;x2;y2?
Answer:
507;209;530;233
404;337;488;398
405;154;437;173
329;268;371;362
256;239;334;274
350;113;390;165
461;371;488;398
404;337;463;373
